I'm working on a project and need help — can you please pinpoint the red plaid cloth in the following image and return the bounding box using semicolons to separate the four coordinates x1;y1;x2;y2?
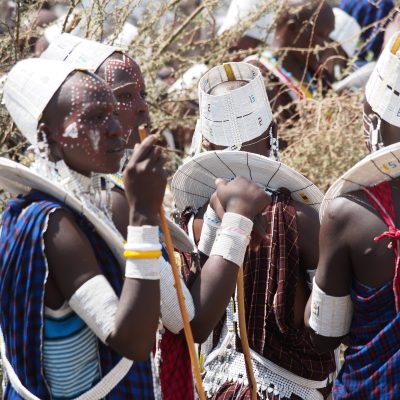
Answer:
363;181;400;311
238;192;335;381
159;329;194;400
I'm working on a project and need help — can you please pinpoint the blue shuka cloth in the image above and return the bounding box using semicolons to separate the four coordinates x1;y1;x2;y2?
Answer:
339;0;395;65
0;191;155;399
334;280;400;398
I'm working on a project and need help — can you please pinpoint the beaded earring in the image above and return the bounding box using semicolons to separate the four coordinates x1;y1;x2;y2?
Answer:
268;125;279;161
370;115;383;152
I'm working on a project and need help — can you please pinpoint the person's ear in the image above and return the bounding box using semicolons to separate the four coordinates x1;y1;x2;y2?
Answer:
37;122;63;161
202;137;216;151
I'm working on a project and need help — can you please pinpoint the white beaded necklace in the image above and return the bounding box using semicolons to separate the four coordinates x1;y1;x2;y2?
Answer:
30;155;118;238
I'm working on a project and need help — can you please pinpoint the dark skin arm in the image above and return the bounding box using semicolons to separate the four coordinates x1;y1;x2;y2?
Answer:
293;201;320;327
108;176;271;343
193;198;319;330
190;178;271;342
304;197;353;351
44;135;166;361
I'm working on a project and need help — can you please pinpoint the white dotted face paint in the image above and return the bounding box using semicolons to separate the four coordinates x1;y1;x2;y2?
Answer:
101;54;149;146
63;122;79;139
56;72;124;173
88;129;101;151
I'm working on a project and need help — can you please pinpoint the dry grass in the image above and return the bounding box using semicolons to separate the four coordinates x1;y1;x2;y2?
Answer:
0;0;373;196
0;0;394;393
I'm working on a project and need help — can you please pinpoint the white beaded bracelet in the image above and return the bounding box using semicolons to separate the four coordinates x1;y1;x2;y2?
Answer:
198;204;221;256
124;225;161;280
210;212;253;267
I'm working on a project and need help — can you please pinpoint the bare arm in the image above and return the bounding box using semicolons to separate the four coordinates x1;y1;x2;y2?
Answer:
304;197;353;351
44;209;159;361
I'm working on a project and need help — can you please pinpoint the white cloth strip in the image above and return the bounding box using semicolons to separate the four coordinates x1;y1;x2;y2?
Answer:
306;269;316;291
125;258;161;280
210;212;253;267
198;205;221;256
69;275;118;344
159;257;195;334
309;278;353;337
126;225;161;251
0;327;133;400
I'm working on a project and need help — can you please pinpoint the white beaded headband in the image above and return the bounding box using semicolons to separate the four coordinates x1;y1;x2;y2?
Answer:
198;62;273;149
3;58;80;145
365;31;400;128
41;32;118;72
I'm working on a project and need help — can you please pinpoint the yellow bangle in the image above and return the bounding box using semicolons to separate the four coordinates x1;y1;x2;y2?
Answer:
124;250;162;259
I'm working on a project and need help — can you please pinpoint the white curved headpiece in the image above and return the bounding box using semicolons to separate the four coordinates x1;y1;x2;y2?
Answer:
330;8;361;58
365;31;400;127
41;32;118;72
198;62;272;149
3;58;79;145
218;0;275;44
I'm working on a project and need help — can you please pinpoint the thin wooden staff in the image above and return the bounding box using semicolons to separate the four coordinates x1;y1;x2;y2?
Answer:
237;267;257;400
138;125;206;400
222;62;257;399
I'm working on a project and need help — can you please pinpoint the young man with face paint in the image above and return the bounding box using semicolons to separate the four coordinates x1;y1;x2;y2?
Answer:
1;58;272;399
0;58;164;399
175;62;336;399
306;32;400;399
41;33;149;150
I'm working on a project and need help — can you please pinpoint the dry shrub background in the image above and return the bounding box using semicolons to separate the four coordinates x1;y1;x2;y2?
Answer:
0;0;370;192
0;0;391;393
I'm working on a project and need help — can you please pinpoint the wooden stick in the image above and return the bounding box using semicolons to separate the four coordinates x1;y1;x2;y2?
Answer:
138;126;206;400
236;267;257;400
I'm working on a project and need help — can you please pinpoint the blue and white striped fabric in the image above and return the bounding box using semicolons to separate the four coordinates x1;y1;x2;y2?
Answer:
43;309;100;399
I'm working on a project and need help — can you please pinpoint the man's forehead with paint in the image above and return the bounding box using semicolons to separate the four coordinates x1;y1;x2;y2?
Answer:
54;72;116;141
96;52;149;146
43;71;124;174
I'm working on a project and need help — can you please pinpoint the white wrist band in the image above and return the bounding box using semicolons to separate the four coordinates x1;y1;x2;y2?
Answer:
198;205;221;256
69;275;118;344
309;278;353;337
124;225;161;280
125;225;162;251
210;212;253;267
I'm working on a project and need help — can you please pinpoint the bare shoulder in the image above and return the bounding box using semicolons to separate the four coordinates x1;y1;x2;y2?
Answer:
321;193;367;232
44;208;100;299
293;201;319;226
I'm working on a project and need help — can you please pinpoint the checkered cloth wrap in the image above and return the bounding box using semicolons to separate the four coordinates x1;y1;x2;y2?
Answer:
0;191;154;399
180;192;335;398
158;329;194;400
334;181;400;398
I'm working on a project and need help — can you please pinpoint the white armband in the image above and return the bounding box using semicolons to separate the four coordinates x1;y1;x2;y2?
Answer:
160;257;195;334
69;275;118;344
210;212;253;267
309;278;353;337
124;225;162;280
198;205;221;256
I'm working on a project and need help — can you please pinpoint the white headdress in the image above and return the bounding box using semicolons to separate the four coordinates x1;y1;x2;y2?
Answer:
365;31;400;128
172;150;323;212
3;58;79;145
41;32;118;72
197;62;272;150
330;8;361;58
218;0;275;44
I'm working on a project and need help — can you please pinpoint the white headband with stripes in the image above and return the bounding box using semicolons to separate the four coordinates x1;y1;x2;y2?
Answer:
366;31;400;127
198;62;273;149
